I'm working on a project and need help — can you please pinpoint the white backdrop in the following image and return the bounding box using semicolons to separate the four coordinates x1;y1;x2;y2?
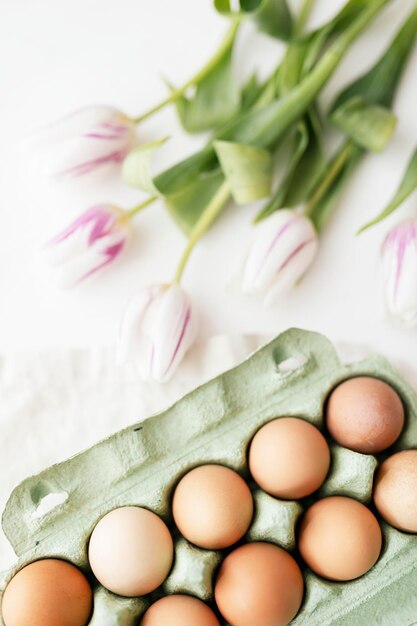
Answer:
1;0;417;365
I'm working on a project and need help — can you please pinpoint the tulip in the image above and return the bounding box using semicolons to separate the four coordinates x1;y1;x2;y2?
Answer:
117;283;198;383
381;219;417;326
33;106;136;178
43;204;129;287
241;209;318;306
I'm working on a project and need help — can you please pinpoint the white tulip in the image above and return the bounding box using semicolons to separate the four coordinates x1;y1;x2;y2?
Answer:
117;284;198;383
30;106;136;178
382;219;417;326
43;204;129;288
241;210;318;306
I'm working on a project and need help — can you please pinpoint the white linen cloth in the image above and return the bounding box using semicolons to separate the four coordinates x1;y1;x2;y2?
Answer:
0;335;415;571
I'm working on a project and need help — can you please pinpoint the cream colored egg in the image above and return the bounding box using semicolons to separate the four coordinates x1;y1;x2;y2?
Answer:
172;464;253;550
88;506;173;596
249;417;330;499
140;594;220;626
2;559;93;626
298;496;382;581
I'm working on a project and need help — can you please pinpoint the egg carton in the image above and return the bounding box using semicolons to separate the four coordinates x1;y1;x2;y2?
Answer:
1;328;417;626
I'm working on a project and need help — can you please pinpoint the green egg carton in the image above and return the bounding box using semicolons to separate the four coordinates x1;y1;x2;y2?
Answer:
1;328;417;625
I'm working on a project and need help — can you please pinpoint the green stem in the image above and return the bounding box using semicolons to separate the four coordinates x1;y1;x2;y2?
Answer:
294;0;316;36
133;21;239;125
174;181;231;283
306;140;354;219
126;195;158;218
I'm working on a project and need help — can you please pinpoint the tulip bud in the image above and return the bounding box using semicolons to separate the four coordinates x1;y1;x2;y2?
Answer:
382;219;417;326
43;204;129;287
32;106;136;178
241;210;318;306
117;283;198;383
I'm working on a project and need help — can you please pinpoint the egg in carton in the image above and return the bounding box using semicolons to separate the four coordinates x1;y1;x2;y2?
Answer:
1;328;417;625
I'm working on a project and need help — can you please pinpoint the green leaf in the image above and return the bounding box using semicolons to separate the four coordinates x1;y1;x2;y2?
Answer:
165;169;226;234
255;107;324;221
252;0;293;41
308;143;364;232
214;0;293;41
173;34;240;133
360;147;417;233
122;140;225;235
331;5;417;111
241;73;264;111
214;140;273;204
331;96;397;153
121;138;169;195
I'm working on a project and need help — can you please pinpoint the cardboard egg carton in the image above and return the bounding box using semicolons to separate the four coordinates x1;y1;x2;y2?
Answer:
1;329;417;625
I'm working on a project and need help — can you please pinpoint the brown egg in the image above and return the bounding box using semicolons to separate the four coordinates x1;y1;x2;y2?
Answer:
140;594;220;626
326;377;404;454
172;464;253;550
298;496;382;581
373;449;417;532
249;418;330;499
88;506;173;596
2;559;93;626
214;542;304;626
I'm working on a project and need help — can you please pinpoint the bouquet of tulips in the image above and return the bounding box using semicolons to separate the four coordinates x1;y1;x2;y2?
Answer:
37;0;417;381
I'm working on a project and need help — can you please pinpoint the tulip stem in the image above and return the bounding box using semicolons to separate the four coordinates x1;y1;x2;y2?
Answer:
127;195;158;218
306;139;356;230
174;181;231;283
294;0;316;36
133;21;239;125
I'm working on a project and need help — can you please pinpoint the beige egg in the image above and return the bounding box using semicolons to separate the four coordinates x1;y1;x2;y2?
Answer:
140;594;220;626
326;377;404;454
214;542;304;626
374;449;417;532
2;559;93;626
249;418;330;499
172;464;253;550
298;496;382;581
88;506;173;596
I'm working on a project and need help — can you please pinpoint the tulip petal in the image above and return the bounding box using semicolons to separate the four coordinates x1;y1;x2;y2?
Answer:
242;209;318;303
149;285;198;383
28;106;136;178
117;286;164;366
264;237;318;306
382;220;417;326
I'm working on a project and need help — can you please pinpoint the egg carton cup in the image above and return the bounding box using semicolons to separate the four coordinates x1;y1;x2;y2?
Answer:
1;329;417;626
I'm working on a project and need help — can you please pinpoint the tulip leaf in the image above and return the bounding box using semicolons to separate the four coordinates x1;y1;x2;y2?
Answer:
308;143;364;233
214;140;273;204
214;0;293;41
360;146;417;233
173;32;240;133
255;108;324;221
331;96;397;153
122;138;169;195
331;5;417;111
165;169;226;234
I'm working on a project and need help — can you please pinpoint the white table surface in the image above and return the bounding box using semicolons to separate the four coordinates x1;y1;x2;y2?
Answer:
1;0;417;365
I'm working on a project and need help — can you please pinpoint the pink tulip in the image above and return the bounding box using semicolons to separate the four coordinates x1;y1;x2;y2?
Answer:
33;106;136;178
44;204;129;287
117;284;198;382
